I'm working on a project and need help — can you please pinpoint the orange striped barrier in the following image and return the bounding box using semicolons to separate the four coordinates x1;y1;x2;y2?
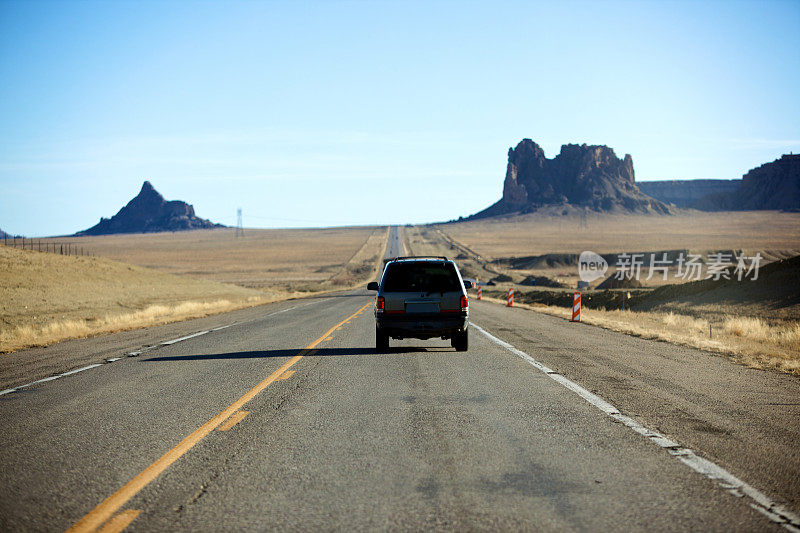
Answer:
571;291;581;322
477;286;482;300
507;288;514;307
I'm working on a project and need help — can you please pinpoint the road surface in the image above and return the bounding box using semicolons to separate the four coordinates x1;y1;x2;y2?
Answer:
1;227;798;531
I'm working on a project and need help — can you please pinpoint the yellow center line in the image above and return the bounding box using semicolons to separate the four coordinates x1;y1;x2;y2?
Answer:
217;410;249;431
276;370;296;381
96;510;140;533
67;302;370;533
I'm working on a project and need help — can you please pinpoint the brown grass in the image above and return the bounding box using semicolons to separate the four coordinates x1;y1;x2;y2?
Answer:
480;296;800;375
0;297;271;353
404;226;501;282
39;226;385;290
1;226;390;353
443;211;800;257
0;246;278;352
329;226;389;287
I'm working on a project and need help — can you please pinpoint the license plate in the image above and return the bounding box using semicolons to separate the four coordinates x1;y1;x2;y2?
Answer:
406;303;439;314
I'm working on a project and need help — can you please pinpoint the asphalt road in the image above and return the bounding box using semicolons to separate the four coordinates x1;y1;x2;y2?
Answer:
385;224;405;259
1;227;798;531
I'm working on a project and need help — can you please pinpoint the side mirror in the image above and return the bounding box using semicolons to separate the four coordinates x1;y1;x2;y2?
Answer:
367;282;379;291
463;280;473;289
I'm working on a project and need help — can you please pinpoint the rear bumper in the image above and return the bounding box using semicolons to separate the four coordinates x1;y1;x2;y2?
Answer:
376;312;469;340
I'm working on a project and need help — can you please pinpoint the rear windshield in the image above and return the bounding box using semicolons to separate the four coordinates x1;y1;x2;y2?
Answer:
382;262;461;293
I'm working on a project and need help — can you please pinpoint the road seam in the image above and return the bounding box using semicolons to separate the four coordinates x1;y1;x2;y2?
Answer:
472;323;800;532
65;301;371;533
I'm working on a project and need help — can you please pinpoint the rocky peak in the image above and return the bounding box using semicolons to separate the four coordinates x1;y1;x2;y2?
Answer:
138;180;161;199
76;181;221;235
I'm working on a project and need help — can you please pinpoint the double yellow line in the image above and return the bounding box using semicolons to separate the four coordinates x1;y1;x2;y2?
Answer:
68;302;371;533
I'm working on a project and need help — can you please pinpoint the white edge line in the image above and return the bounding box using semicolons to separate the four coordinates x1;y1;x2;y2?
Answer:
471;323;800;530
1;364;104;396
161;330;210;345
1;298;325;397
266;305;299;317
60;364;103;377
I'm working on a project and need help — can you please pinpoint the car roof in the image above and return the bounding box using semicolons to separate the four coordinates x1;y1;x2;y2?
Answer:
387;256;452;263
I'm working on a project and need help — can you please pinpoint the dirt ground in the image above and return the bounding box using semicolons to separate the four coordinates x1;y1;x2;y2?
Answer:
28;226;387;290
443;210;800;257
0;226;389;352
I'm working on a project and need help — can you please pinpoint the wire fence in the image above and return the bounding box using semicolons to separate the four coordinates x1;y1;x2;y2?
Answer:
1;236;93;257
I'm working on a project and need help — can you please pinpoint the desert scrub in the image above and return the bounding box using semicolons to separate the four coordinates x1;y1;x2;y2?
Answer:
0;297;274;353
479;296;800;375
0;246;279;352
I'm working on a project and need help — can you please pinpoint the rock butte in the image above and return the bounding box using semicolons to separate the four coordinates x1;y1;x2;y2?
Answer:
76;181;222;235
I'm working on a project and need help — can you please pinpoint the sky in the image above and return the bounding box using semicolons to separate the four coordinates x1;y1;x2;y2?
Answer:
1;0;799;236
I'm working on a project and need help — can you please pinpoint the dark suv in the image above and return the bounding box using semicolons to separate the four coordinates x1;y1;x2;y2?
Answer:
367;257;471;352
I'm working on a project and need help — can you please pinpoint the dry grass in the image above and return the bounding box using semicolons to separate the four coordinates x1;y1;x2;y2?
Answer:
439;211;800;289
1;226;390;353
723;316;800;352
0;246;281;352
420;211;800;374
481;296;800;375
444;211;800;257
404;226;501;282
37;226;385;290
329;226;389;287
0;297;270;353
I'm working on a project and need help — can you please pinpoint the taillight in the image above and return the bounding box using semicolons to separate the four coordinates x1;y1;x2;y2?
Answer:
376;296;385;312
460;295;469;312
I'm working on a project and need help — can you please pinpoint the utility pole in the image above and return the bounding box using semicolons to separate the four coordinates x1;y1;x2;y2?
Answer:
235;208;243;238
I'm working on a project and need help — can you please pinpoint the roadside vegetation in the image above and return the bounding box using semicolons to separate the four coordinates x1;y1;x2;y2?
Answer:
478;294;800;375
411;218;800;376
0;227;389;353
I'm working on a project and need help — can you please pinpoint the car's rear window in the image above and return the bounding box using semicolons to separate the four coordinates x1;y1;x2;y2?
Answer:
382;262;461;293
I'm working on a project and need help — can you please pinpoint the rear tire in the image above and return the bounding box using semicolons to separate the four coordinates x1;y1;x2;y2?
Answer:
452;330;468;352
376;328;389;352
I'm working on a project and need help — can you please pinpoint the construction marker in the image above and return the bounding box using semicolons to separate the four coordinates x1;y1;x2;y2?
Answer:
571;291;581;322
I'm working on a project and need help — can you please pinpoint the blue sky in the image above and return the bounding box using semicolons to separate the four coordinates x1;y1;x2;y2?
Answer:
1;0;798;236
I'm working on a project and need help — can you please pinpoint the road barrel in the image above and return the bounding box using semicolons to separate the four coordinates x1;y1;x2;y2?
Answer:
571;291;581;322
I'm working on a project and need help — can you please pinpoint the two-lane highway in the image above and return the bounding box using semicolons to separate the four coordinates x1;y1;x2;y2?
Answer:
1;227;797;531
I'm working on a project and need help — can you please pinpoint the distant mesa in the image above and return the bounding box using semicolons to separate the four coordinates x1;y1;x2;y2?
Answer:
76;181;223;236
693;154;800;211
469;139;671;219
634;155;799;211
638;179;741;209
